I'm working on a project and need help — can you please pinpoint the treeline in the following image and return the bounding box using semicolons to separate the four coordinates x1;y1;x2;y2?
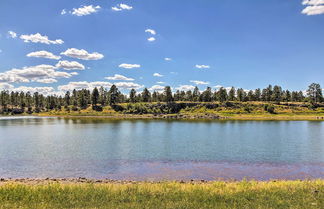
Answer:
0;83;323;114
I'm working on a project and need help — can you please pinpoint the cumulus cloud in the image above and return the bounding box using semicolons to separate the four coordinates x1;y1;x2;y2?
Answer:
149;85;165;92
112;3;133;11
303;0;324;5
156;81;165;84
214;85;223;89
0;83;14;90
302;5;324;15
72;5;101;16
164;58;172;61
195;64;210;69
12;86;57;95
36;78;58;84
26;50;61;60
20;33;64;44
114;82;143;90
176;85;195;91
70;72;79;76
153;73;163;77
61;48;104;60
119;63;141;69
190;80;209;85
0;64;74;84
302;0;324;15
8;31;17;38
147;37;156;42
58;81;142;91
145;29;156;35
55;60;85;70
105;74;134;81
58;81;112;91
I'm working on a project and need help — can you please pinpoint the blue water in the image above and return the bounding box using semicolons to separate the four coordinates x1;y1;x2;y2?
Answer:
0;117;323;180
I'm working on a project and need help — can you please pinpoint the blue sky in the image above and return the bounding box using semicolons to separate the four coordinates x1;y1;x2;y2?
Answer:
0;0;323;95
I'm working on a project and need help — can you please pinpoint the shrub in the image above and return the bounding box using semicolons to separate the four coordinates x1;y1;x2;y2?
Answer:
264;104;276;114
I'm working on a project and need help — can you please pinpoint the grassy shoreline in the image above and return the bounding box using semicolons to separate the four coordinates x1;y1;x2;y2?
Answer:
0;179;323;208
33;112;324;121
2;102;324;121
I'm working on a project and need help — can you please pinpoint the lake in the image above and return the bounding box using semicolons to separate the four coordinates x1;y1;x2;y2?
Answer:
0;117;324;180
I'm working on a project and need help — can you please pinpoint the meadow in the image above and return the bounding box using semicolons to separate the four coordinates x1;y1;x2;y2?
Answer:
0;180;323;209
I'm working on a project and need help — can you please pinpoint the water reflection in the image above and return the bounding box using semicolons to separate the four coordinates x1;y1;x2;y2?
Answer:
0;117;324;180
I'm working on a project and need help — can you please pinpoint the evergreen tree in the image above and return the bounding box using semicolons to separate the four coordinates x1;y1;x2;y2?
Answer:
91;87;100;106
307;83;323;104
228;87;236;101
108;85;120;105
164;86;173;103
142;88;151;102
129;89;137;103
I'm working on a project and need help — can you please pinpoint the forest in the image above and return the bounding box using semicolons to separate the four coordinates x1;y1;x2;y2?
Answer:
0;83;323;115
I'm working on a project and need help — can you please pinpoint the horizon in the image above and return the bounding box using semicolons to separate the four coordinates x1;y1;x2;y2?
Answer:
1;0;324;95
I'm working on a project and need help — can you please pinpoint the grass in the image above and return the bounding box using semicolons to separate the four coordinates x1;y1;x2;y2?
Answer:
3;102;324;121
0;180;323;208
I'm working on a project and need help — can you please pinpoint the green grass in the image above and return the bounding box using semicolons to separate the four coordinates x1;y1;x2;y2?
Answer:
0;180;323;208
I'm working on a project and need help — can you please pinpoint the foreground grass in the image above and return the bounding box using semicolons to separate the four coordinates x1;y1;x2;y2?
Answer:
0;180;323;209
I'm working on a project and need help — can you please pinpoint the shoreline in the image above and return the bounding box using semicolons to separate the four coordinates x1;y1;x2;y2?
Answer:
1;177;323;184
1;179;323;208
24;113;324;121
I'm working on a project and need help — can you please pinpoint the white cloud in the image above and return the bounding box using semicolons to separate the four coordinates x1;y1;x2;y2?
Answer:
157;81;165;84
12;86;56;95
114;82;143;90
105;74;134;81
72;5;101;16
112;4;133;11
56;60;85;70
176;85;195;91
149;85;165;92
195;64;210;69
190;80;209;85
303;0;324;5
61;9;67;15
164;58;172;61
0;83;14;90
148;37;156;42
58;81;112;91
26;50;61;60
0;64;75;84
153;73;163;77
36;78;58;84
302;0;324;15
214;85;223;89
302;5;324;15
145;29;156;35
61;48;104;60
8;31;17;38
20;33;64;44
119;63;141;69
58;81;142;91
70;72;79;76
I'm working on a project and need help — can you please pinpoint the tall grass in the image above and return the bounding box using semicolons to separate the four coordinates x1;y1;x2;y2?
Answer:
0;180;323;208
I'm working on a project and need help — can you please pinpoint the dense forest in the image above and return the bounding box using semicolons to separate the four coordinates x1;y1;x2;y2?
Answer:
0;83;323;115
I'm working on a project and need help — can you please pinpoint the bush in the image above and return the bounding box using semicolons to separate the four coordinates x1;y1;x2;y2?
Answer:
92;105;103;112
72;106;79;111
264;104;276;114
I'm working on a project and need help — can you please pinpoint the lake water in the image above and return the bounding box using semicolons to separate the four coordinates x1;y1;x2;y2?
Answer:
0;117;324;180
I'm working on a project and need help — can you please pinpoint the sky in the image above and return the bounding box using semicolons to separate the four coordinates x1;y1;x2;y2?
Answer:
0;0;324;95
